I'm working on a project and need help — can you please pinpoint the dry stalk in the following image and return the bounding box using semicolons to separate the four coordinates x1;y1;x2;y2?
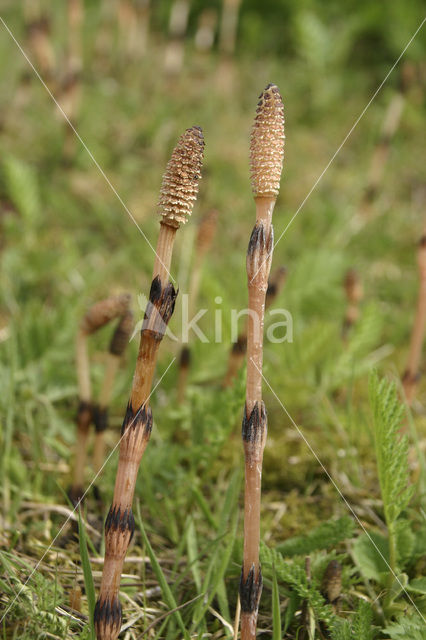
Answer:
164;0;190;76
402;236;426;405
321;559;342;606
93;310;134;477
71;294;132;503
223;265;286;388
342;268;363;339
118;0;150;60
219;0;242;56
240;84;284;639
357;65;411;219
195;9;218;54
67;0;84;70
94;126;204;640
27;15;55;77
177;208;219;403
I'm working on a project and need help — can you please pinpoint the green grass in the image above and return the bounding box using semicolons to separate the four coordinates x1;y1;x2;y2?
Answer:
0;3;425;638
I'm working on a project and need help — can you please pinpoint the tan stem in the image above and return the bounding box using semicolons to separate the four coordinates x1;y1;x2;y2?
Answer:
406;278;426;381
177;347;190;405
153;223;177;286
243;446;264;573
96;225;178;640
241;197;275;640
76;329;91;402
245;288;266;413
245;196;274;414
72;425;89;496
99;354;120;408
403;246;426;405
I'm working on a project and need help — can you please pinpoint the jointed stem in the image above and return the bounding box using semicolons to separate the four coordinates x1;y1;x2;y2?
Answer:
95;125;204;640
403;236;426;405
241;198;275;639
240;83;284;639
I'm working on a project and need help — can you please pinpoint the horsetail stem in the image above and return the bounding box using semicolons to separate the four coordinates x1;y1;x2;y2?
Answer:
402;235;426;405
178;208;219;404
93;309;134;478
94;126;204;640
223;265;287;388
71;294;131;503
342;268;363;339
240;83;284;640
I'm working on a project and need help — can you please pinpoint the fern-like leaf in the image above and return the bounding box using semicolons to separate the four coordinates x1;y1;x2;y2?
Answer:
276;516;355;557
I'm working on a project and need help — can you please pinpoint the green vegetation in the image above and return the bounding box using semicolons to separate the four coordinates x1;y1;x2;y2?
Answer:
0;2;425;638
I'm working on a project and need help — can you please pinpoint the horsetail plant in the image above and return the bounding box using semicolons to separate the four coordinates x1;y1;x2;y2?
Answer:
177;208;219;403
402;235;426;405
92;308;134;481
71;294;131;504
94;126;204;640
240;84;284;639
342;268;363;339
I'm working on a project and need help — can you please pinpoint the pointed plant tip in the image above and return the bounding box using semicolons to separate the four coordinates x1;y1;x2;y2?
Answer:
250;83;285;198
158;125;205;228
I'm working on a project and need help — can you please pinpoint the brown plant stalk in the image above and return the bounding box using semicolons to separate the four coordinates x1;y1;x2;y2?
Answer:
94;126;204;640
342;268;363;340
177;208;219;403
72;294;131;504
223;265;286;388
402;235;426;405
240;84;284;639
93;309;134;479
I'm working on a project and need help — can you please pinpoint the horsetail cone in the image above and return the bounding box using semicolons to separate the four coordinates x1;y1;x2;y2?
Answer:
250;83;285;199
154;126;204;285
80;294;131;335
158;125;205;227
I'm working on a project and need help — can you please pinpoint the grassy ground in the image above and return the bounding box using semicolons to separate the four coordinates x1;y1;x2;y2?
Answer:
0;4;426;639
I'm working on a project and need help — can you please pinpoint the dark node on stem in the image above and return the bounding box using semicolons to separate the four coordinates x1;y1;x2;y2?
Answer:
92;485;101;503
94;596;122;638
232;334;247;355
121;401;153;437
266;266;287;306
321;559;342;604
402;369;421;384
68;485;84;507
180;346;191;368
248;221;266;257
239;563;263;613
110;309;134;356
105;505;135;542
246;221;274;283
143;278;178;340
77;400;92;431
364;184;377;203
93;405;108;433
419;235;426;249
149;275;162;304
242;401;267;444
266;282;277;298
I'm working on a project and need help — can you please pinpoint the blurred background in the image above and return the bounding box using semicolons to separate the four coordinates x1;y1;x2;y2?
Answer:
0;1;425;637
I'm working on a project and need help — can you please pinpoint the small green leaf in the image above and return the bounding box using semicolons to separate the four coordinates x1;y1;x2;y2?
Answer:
352;532;389;584
407;577;426;594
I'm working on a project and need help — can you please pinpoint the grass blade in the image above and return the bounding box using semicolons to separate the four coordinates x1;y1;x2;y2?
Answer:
78;507;96;640
135;502;190;639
